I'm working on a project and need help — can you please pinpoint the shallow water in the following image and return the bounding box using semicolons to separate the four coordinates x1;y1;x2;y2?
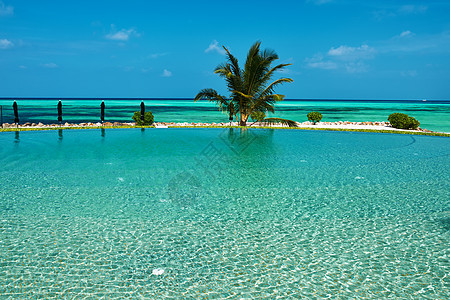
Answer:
0;129;449;298
0;99;449;132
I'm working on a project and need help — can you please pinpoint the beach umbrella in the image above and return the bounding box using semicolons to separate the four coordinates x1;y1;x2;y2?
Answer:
57;100;62;123
13;101;19;124
140;101;145;125
100;101;105;123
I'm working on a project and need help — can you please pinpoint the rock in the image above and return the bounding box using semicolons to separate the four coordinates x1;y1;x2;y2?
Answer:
103;122;113;126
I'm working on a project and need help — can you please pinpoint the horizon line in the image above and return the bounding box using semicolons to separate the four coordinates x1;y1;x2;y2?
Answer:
0;97;448;102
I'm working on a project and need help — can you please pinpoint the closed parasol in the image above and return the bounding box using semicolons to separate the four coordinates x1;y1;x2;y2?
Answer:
13;101;19;124
140;101;145;125
57;100;62;123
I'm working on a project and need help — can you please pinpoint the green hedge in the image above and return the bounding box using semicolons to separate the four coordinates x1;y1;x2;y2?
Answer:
388;113;420;130
307;111;323;124
132;111;154;126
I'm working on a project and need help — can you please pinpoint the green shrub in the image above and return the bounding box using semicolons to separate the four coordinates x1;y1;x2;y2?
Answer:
407;116;420;130
251;111;266;122
388;113;420;130
132;111;154;126
388;113;409;129
307;111;323;124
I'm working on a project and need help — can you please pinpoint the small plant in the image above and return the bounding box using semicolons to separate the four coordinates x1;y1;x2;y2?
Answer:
307;111;323;124
408;116;420;130
388;113;420;130
132;111;154;126
250;111;266;122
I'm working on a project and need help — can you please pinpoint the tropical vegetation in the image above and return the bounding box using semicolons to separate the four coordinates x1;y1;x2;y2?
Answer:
251;111;266;122
132;111;154;126
388;113;420;130
194;41;296;127
307;111;323;124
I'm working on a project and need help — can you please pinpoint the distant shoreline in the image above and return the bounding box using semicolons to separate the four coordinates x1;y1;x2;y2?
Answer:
0;97;449;103
1;121;449;137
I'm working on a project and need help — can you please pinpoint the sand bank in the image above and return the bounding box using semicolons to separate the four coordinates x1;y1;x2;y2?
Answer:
0;120;446;135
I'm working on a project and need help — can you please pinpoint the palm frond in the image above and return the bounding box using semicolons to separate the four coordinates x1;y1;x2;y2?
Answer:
260;49;278;62
260;117;298;127
194;89;230;112
214;63;233;78
249;93;285;114
259;78;294;98
195;41;294;126
233;90;253;99
244;41;264;95
223;46;242;79
259;63;292;88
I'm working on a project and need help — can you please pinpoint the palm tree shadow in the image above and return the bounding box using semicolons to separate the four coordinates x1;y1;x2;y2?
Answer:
438;217;450;231
220;128;274;156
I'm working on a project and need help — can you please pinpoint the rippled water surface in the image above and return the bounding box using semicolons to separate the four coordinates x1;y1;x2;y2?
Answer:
0;128;449;298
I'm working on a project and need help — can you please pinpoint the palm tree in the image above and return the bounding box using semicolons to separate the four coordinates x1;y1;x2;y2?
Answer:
195;41;296;127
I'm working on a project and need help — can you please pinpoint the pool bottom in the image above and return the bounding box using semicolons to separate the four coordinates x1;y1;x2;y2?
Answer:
0;129;449;298
1;212;448;299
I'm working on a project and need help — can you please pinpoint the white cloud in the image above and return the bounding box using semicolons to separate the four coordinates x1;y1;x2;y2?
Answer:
0;38;13;49
162;69;172;77
306;60;337;70
18;65;26;69
398;5;428;15
42;63;59;68
0;1;13;16
345;62;367;73
307;44;375;73
379;31;450;54
105;25;139;41
399;30;414;38
205;40;226;55
328;44;375;60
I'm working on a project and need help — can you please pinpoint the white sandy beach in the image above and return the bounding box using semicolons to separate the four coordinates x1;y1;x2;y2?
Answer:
1;120;445;134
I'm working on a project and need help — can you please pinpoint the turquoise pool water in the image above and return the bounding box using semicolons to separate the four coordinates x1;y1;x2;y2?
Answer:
0;128;449;298
1;99;449;132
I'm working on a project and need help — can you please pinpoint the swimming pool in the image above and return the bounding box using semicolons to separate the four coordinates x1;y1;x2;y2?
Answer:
0;128;449;298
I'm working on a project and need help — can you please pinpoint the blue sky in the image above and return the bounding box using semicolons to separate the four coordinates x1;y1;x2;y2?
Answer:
0;0;449;99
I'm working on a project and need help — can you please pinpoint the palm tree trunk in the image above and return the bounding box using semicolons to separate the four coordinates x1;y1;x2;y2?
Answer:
239;114;248;126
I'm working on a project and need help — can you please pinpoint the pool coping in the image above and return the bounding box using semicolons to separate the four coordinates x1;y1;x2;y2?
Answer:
1;125;449;137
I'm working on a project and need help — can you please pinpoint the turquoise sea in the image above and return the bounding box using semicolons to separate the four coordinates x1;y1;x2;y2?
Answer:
0;98;449;132
0;128;449;298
